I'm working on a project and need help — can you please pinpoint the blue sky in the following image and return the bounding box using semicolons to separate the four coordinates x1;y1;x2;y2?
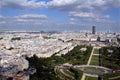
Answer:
0;0;120;32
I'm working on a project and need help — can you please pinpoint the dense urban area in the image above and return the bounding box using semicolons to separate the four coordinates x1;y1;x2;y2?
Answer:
0;0;120;80
0;28;120;80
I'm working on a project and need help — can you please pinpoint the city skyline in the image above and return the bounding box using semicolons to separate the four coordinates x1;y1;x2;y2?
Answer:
0;0;120;32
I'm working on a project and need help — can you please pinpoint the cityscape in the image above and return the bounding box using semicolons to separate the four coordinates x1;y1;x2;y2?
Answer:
0;27;120;80
0;0;120;80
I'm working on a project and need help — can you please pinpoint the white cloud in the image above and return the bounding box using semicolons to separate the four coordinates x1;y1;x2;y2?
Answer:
0;16;6;24
25;0;46;9
69;11;111;26
0;0;46;9
15;14;48;19
46;0;119;23
69;12;97;18
0;14;48;27
47;0;120;11
15;19;33;22
13;14;48;24
0;0;120;10
0;15;5;19
70;18;75;21
0;21;6;24
47;0;76;7
103;15;110;19
69;12;109;20
0;0;120;31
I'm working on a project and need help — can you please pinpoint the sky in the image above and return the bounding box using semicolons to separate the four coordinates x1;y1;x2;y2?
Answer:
0;0;120;32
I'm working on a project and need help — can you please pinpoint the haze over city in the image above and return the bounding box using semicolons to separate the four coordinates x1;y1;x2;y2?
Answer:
0;0;120;32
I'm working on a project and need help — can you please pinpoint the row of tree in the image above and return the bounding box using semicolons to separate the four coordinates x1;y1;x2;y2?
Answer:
101;46;120;69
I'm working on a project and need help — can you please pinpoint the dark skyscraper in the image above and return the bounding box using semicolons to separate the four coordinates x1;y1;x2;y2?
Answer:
92;26;95;34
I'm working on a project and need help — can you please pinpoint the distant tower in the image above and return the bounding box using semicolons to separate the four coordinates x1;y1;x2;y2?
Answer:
92;26;95;34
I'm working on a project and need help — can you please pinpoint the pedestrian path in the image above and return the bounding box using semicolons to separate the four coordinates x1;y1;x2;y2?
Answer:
81;47;96;80
87;47;94;65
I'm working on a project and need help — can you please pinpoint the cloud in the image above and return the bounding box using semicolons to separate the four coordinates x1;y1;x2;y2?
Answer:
0;15;6;24
25;0;46;9
15;19;33;22
0;0;46;9
69;11;110;22
47;0;76;9
0;14;48;27
46;0;78;11
14;14;48;19
0;0;120;31
47;0;76;6
0;0;120;10
0;21;6;24
69;12;97;19
13;14;48;24
47;0;120;11
46;0;119;23
0;14;119;32
0;15;5;19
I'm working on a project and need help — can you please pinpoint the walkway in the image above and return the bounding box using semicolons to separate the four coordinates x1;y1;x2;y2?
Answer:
87;47;94;65
81;47;94;80
60;69;74;79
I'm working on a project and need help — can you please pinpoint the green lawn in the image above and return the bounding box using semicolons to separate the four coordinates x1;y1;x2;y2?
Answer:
94;48;99;54
84;67;105;74
85;76;98;80
90;55;99;66
103;72;120;80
